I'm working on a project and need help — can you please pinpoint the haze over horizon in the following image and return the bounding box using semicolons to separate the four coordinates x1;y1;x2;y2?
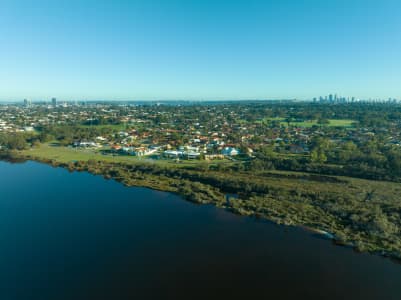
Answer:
1;0;400;101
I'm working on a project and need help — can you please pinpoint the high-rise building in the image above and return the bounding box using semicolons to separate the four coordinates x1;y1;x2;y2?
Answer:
329;94;333;102
51;97;57;106
23;98;32;107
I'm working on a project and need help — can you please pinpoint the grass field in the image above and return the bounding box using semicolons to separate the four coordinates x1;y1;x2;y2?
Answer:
262;117;356;128
20;143;233;168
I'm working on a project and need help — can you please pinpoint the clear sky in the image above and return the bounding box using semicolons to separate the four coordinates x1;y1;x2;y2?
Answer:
0;0;400;101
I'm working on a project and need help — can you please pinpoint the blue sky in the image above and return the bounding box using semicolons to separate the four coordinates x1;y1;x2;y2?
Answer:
0;0;400;101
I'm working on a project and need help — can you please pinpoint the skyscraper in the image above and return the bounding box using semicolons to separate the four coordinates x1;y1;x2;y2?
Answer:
23;98;31;107
51;97;57;106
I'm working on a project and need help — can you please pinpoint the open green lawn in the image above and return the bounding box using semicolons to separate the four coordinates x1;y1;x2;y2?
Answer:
21;143;123;163
327;119;356;127
20;143;233;168
262;117;356;128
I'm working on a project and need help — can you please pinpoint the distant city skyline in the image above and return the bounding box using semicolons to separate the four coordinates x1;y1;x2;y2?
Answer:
10;93;401;104
1;0;401;101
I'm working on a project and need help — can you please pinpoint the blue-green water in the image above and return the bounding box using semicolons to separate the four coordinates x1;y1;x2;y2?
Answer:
1;161;401;300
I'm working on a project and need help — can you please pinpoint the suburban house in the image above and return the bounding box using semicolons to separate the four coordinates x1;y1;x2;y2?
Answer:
221;147;240;156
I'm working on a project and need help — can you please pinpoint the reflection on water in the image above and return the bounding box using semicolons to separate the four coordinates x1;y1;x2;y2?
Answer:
1;161;401;300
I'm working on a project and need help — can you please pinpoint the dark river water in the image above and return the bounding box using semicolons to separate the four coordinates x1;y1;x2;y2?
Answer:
1;161;401;300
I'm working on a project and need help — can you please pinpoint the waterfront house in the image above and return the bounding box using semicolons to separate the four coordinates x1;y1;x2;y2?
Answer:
221;147;240;156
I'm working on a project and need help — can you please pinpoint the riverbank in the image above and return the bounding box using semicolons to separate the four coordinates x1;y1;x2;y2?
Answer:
2;149;401;261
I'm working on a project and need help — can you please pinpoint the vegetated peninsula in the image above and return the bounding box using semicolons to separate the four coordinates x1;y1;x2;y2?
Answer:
1;100;401;260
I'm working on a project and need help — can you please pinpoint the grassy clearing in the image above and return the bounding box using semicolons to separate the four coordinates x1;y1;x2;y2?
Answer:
22;143;132;163
20;143;233;168
262;117;356;128
327;119;356;127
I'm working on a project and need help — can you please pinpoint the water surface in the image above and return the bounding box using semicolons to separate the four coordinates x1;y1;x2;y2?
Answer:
1;161;401;300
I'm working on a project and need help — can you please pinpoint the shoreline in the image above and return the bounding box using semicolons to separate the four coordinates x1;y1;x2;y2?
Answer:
2;149;401;262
